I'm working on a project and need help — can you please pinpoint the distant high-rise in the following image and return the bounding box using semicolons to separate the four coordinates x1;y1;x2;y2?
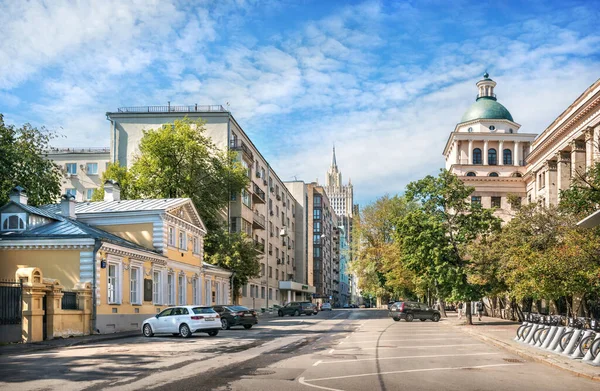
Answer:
325;146;354;218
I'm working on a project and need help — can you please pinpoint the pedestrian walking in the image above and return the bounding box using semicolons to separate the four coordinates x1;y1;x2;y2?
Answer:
457;302;463;319
476;300;484;321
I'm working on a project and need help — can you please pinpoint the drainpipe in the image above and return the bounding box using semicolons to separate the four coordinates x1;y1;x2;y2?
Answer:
91;240;102;334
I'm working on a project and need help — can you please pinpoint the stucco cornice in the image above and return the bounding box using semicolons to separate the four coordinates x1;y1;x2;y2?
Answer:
100;242;168;265
0;238;95;250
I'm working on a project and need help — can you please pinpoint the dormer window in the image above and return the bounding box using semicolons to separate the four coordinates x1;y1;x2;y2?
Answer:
1;213;26;231
489;125;496;131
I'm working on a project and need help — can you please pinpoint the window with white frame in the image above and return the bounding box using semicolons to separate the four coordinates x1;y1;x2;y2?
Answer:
193;237;199;254
168;226;175;246
107;262;121;304
66;163;77;175
178;274;186;305
192;278;198;305
86;189;94;200
1;213;26;231
130;266;142;305
179;231;187;250
167;273;175;305
86;163;98;175
66;188;77;198
153;270;162;304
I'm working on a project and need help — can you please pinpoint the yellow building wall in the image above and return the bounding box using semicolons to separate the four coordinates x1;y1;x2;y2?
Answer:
101;223;154;249
167;244;201;267
0;250;81;287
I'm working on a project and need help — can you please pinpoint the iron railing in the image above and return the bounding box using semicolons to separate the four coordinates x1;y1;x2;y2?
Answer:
61;291;78;310
47;147;110;154
252;182;266;203
229;140;254;160
0;280;22;325
252;211;266;229
116;104;227;113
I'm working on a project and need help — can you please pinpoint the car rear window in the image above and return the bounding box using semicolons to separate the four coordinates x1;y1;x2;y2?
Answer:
228;306;249;311
192;307;217;314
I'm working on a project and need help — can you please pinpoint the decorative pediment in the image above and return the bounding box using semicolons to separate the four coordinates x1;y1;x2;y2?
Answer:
165;200;207;233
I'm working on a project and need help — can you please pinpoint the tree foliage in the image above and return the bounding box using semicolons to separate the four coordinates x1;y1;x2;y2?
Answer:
560;161;600;217
0;114;62;206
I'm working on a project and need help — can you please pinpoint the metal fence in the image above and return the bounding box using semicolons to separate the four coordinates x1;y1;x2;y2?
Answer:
0;280;22;325
61;291;78;310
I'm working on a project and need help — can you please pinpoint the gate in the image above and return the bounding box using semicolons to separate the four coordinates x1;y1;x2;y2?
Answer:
0;280;22;343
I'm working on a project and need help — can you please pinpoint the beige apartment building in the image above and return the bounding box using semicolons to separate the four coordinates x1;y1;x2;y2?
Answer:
106;105;315;308
46;147;110;202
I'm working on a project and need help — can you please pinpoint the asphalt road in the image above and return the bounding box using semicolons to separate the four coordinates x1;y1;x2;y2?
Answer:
0;309;597;391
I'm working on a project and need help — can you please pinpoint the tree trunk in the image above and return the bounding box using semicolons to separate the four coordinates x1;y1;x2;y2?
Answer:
466;301;473;325
435;286;447;318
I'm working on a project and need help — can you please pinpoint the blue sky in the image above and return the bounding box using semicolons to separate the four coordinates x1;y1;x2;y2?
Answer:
2;0;600;206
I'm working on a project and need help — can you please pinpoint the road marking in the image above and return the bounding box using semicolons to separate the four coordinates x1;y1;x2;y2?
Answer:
331;343;483;352
313;352;499;366
333;313;346;319
303;363;524;383
328;349;335;354
299;376;343;391
339;337;468;344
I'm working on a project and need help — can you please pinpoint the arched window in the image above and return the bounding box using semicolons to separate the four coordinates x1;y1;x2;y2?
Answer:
488;148;497;165
473;148;482;164
489;172;499;177
511;172;523;177
503;149;512;165
466;172;476;177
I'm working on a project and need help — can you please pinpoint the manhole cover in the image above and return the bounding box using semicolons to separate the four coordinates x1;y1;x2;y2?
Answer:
503;358;524;363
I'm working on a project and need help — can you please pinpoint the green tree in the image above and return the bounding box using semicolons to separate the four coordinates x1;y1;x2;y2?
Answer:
349;195;417;302
204;228;261;302
91;162;135;201
0;114;61;206
396;169;502;324
559;162;600;217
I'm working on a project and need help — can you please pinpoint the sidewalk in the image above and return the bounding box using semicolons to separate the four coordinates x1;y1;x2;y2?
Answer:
0;330;139;356
441;312;600;382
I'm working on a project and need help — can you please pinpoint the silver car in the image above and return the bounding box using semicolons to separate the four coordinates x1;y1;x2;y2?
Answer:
142;306;221;338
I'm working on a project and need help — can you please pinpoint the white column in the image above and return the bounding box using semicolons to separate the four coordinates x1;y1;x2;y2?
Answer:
483;140;489;165
499;140;504;165
287;290;292;304
454;141;459;164
514;141;520;166
468;140;473;164
594;126;600;163
585;128;594;169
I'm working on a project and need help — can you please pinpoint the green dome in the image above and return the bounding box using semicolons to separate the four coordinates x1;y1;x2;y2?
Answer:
460;97;514;123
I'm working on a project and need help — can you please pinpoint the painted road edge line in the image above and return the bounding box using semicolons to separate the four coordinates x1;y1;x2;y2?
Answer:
313;352;500;366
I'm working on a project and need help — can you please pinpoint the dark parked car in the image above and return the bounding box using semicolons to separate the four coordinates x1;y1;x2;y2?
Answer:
389;301;441;322
278;302;316;317
212;305;258;330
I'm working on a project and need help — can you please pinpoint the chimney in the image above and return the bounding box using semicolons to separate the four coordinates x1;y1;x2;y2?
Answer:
60;194;76;218
9;186;28;205
104;180;121;202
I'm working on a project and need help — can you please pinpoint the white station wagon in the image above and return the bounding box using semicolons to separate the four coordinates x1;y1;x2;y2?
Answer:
142;306;221;338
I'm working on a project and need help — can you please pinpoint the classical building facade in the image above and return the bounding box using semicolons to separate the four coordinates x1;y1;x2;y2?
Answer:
443;73;537;220
45;147;110;201
106;105;314;309
446;74;600;220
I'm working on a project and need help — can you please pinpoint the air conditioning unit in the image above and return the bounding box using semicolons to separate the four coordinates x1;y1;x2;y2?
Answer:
269;250;272;255
270;187;275;193
270;210;274;216
255;172;261;178
263;179;268;186
279;228;287;237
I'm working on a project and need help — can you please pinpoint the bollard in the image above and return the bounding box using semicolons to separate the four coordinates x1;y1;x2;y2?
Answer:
583;333;600;362
570;330;593;359
514;321;528;341
524;323;539;344
562;330;582;356
553;327;573;353
541;326;558;349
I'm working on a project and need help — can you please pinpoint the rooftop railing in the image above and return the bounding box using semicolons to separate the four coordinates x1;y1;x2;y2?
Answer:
115;104;227;113
47;147;110;154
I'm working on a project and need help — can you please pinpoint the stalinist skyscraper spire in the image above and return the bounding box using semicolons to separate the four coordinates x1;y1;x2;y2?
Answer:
324;146;353;218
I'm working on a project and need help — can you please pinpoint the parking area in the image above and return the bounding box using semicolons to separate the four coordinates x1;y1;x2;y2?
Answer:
295;317;600;391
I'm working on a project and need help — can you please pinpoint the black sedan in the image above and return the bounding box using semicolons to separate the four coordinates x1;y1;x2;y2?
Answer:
212;305;258;330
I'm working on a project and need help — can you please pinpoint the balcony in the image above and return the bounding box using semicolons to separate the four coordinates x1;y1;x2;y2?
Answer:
252;182;266;204
254;241;265;253
252;211;266;229
229;140;254;160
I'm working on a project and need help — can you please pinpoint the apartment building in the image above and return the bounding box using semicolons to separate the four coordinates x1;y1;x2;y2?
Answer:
106;105;315;308
45;147;110;201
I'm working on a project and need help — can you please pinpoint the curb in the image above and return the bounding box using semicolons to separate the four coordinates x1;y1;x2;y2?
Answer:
442;320;600;382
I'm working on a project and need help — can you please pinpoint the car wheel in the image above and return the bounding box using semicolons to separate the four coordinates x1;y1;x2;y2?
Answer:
143;324;154;337
243;324;253;329
405;314;414;322
179;324;192;338
294;310;300;317
393;317;400;322
221;318;230;330
420;319;426;322
278;311;284;317
208;330;219;337
432;314;440;322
